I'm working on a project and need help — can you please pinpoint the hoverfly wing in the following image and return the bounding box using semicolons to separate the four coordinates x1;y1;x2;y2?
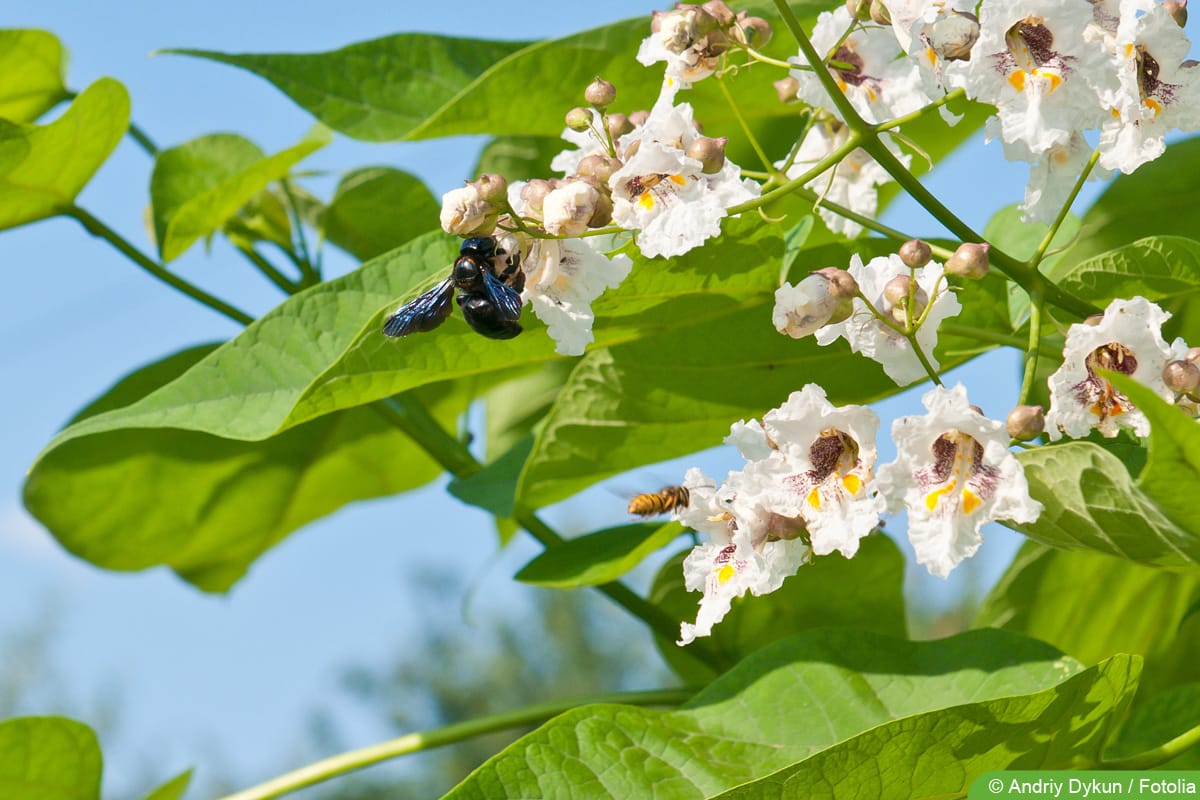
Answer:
481;270;523;322
382;278;455;337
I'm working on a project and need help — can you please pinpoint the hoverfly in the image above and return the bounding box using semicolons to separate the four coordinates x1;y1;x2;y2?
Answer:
627;485;690;517
382;236;525;340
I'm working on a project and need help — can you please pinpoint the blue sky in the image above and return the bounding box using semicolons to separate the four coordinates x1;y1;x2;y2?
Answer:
0;2;1116;798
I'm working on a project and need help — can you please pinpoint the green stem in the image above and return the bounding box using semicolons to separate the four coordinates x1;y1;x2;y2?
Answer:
281;179;320;285
66;206;253;326
727;131;861;216
906;332;944;386
1017;289;1044;406
373;393;731;673
1099;720;1200;770
874;88;965;133
237;244;299;294
715;72;778;176
773;0;866;128
127;122;159;156
742;46;796;69
216;687;697;800
1030;148;1100;268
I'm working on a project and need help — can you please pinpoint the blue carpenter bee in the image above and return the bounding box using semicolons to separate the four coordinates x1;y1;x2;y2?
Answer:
382;236;525;340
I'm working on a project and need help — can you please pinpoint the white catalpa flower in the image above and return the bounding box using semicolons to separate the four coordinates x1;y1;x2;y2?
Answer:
1098;0;1200;174
541;181;600;237
440;184;496;236
965;0;1111;154
997;128;1110;223
878;384;1043;577
756;385;886;558
883;0;978;104
793;6;930;124
816;253;962;386
1045;296;1188;439
610;91;758;258
676;466;812;645
638;6;722;86
773;268;857;339
784;122;908;238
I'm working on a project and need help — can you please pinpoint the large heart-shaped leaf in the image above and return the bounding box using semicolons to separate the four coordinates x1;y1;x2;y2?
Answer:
0;717;101;800
0;30;69;122
319;166;438;261
0;78;128;230
441;629;1120;799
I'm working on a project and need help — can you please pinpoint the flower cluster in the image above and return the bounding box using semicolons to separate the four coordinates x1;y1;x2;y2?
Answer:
676;383;1041;644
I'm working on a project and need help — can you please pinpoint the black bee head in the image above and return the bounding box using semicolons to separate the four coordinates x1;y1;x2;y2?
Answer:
453;254;485;289
460;236;497;261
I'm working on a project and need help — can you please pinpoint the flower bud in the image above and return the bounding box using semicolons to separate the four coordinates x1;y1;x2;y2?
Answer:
584;77;617;110
701;0;735;27
471;173;508;205
576;154;621;183
928;11;980;61
774;76;800;103
519;179;554;219
627;109;650;128
898;239;932;268
542;181;600;237
440;184;497;236
813;266;859;299
577;176;614;228
845;0;871;21
869;0;891;24
1007;405;1045;441
1163;359;1200;394
735;16;773;47
773;272;840;338
1186;346;1200;364
1164;0;1188;26
1083;313;1105;326
606;113;634;139
565;107;593;132
945;242;990;279
883;275;928;323
685;136;728;174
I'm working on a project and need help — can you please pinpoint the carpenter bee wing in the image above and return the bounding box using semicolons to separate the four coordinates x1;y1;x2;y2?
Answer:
481;269;523;322
382;277;455;337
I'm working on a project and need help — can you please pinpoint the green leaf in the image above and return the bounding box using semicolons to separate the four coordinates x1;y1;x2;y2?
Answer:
24;344;464;592
442;628;1101;800
446;434;534;519
0;30;69;122
0;78;128;230
1106;683;1200;768
472;136;562;183
709;657;1138;799
150;127;330;261
483;359;573;461
650;535;908;683
1050;235;1200;306
515;521;685;588
981;204;1080;326
1106;372;1200;539
0;717;101;800
320;166;439;261
1012;442;1200;567
1063;135;1200;268
164;35;532;142
137;770;193;800
976;542;1200;693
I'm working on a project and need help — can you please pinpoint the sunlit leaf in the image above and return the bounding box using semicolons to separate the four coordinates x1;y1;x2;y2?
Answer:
515;521;685;588
1050;235;1200;306
472;136;562;183
150;126;330;261
24;344;464;592
650;534;908;683
137;770;193;800
1011;441;1200;567
320;166;439;261
0;30;69;122
0;78;128;230
1105;683;1200;768
442;628;1107;800
0;717;100;800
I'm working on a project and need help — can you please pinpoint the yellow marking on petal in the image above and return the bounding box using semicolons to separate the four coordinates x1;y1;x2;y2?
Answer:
669;174;686;186
867;87;878;102
836;77;847;92
925;479;957;511
842;473;862;496
1039;70;1063;93
961;488;982;515
807;488;822;509
1125;43;1135;58
925;47;937;66
638;192;656;210
1144;97;1163;117
717;564;736;584
1111;107;1122;119
1008;70;1027;92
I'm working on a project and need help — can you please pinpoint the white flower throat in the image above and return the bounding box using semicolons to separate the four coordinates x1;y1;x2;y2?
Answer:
917;431;999;517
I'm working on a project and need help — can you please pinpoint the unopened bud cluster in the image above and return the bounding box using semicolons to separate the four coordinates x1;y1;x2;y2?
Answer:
646;1;774;82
